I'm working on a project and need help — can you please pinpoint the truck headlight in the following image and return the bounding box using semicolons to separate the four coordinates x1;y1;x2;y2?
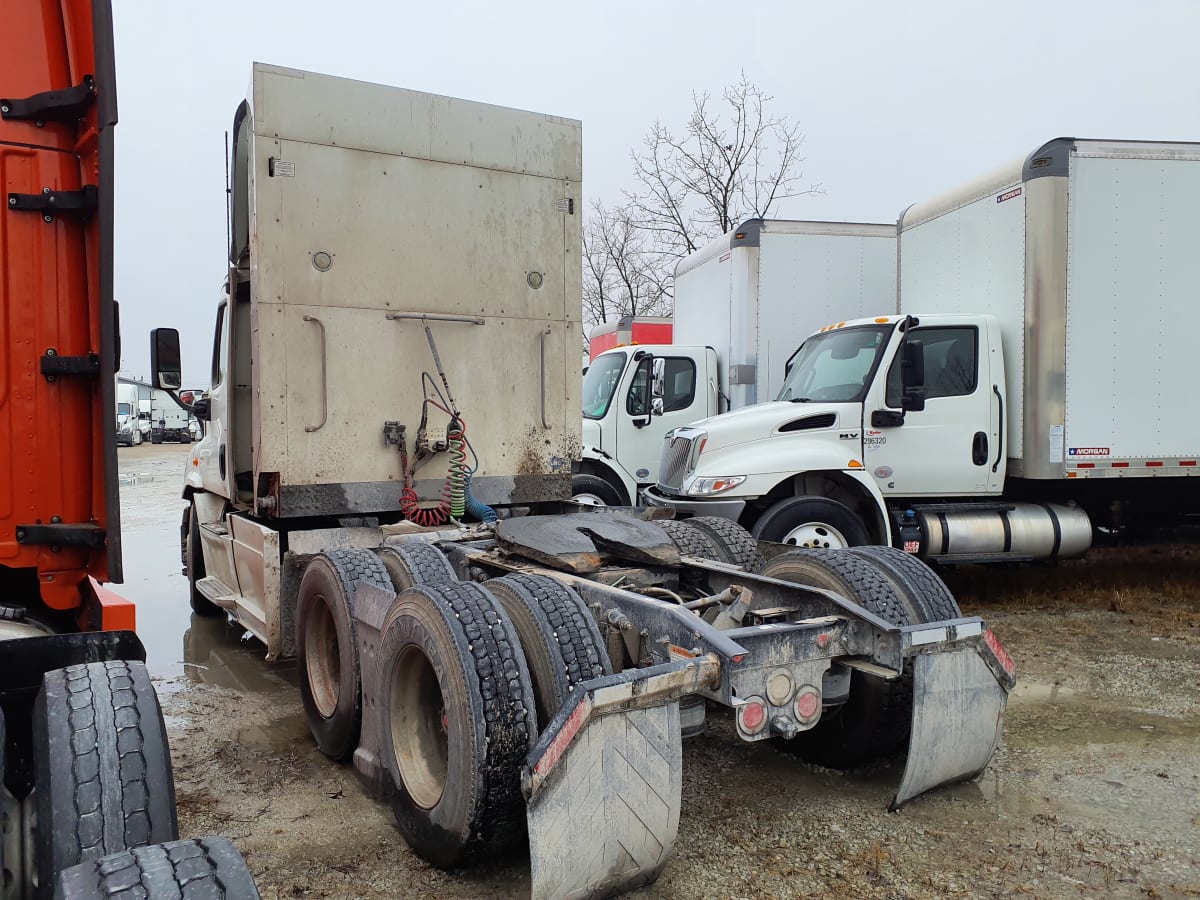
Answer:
686;475;746;496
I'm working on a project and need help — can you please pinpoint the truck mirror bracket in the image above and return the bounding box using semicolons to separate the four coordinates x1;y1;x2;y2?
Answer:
871;409;906;428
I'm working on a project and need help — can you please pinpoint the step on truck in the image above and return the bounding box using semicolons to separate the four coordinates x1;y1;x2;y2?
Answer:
157;64;1016;898
577;220;896;508
644;138;1200;558
1;2;257;897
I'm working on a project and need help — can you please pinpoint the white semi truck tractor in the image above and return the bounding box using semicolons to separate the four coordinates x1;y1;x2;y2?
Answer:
152;64;1016;898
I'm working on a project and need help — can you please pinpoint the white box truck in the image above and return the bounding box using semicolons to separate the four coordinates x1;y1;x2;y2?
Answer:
115;376;151;445
575;219;896;506
148;65;1013;898
645;138;1200;559
149;387;192;443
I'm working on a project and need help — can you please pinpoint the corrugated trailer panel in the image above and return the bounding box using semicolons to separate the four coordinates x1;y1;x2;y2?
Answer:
1065;150;1200;461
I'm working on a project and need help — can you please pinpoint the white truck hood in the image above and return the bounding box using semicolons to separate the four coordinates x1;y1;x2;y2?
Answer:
688;401;857;452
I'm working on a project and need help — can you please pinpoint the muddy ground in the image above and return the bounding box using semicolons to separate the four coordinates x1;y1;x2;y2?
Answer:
122;444;1200;899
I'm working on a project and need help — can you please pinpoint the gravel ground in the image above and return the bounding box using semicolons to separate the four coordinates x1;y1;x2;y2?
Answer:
157;544;1200;900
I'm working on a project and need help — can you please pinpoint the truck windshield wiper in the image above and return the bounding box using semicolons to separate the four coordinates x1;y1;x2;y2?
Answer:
789;397;814;403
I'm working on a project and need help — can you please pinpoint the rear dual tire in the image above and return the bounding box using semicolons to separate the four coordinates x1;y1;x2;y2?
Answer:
378;582;536;868
761;548;955;768
55;837;259;899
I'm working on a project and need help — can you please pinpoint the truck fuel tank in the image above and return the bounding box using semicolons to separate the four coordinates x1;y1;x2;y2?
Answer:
914;501;1092;563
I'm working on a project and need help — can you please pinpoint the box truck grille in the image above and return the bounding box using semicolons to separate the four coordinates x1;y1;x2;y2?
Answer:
658;434;696;491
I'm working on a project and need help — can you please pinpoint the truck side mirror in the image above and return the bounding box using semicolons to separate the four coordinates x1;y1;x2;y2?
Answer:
151;328;183;390
651;357;665;399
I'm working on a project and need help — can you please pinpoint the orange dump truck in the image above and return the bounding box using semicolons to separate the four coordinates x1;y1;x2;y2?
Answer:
1;3;255;896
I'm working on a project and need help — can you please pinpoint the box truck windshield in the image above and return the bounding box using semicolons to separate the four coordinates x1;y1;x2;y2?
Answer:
776;324;892;403
583;351;627;418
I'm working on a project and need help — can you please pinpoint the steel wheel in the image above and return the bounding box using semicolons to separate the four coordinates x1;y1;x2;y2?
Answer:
781;521;851;549
390;645;448;810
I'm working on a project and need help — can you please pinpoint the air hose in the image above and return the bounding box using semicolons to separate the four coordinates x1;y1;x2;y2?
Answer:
447;419;468;518
463;470;497;524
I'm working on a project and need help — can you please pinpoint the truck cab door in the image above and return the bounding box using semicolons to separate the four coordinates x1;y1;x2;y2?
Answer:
614;351;709;486
862;322;1003;496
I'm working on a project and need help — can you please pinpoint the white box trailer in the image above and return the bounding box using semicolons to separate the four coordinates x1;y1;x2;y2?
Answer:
646;137;1200;555
899;137;1200;483
675;219;897;407
148;66;1015;898
576;219;896;505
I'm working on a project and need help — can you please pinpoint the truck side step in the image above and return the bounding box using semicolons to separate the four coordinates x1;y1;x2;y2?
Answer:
194;576;238;609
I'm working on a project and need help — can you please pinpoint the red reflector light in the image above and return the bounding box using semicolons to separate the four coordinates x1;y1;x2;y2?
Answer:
1146;461;1163;467
1182;461;1197;467
1111;462;1129;468
794;687;820;722
983;628;1016;678
738;698;767;735
1076;463;1095;469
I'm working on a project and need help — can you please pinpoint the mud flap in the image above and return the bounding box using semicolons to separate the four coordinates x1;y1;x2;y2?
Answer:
892;646;1009;810
522;657;719;900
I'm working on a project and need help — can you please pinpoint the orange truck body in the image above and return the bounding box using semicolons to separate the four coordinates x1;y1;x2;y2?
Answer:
1;0;124;624
587;315;672;361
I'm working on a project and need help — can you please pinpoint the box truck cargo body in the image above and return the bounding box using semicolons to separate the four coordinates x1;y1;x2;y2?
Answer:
645;138;1200;556
587;315;672;361
576;220;897;505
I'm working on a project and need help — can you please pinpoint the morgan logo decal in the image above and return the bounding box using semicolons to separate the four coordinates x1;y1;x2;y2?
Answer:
996;187;1022;203
1068;447;1110;457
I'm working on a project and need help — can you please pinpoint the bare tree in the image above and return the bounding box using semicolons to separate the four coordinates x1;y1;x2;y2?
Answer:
581;200;671;353
626;72;820;260
582;73;817;345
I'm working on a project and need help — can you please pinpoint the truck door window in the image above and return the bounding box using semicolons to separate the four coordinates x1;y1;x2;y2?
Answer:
658;358;697;412
885;326;978;406
627;360;651;416
582;351;626;419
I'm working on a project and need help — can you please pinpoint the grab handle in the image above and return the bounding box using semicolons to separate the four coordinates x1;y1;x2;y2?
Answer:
303;315;328;433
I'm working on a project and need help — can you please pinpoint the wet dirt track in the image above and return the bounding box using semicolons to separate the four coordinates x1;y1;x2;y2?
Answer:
119;444;1200;899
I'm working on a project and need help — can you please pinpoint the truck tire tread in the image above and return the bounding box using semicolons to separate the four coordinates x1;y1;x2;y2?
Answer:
847;546;961;622
484;574;611;730
380;581;536;867
685;516;766;572
376;543;456;592
296;550;392;760
55;836;260;900
759;549;916;767
658;519;723;561
34;661;178;890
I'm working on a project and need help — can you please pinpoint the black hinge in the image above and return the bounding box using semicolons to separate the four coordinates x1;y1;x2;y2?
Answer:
16;522;106;550
7;184;98;221
0;76;95;123
41;349;100;381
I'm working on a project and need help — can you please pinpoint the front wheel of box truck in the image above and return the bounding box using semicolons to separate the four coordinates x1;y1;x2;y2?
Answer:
378;582;536;868
296;550;392;761
751;496;870;549
34;661;178;893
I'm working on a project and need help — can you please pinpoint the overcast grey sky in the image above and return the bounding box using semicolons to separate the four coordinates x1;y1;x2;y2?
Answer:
111;0;1200;386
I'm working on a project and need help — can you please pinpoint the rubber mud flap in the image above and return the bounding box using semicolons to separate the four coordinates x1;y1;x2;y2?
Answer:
891;647;1008;810
525;699;682;899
